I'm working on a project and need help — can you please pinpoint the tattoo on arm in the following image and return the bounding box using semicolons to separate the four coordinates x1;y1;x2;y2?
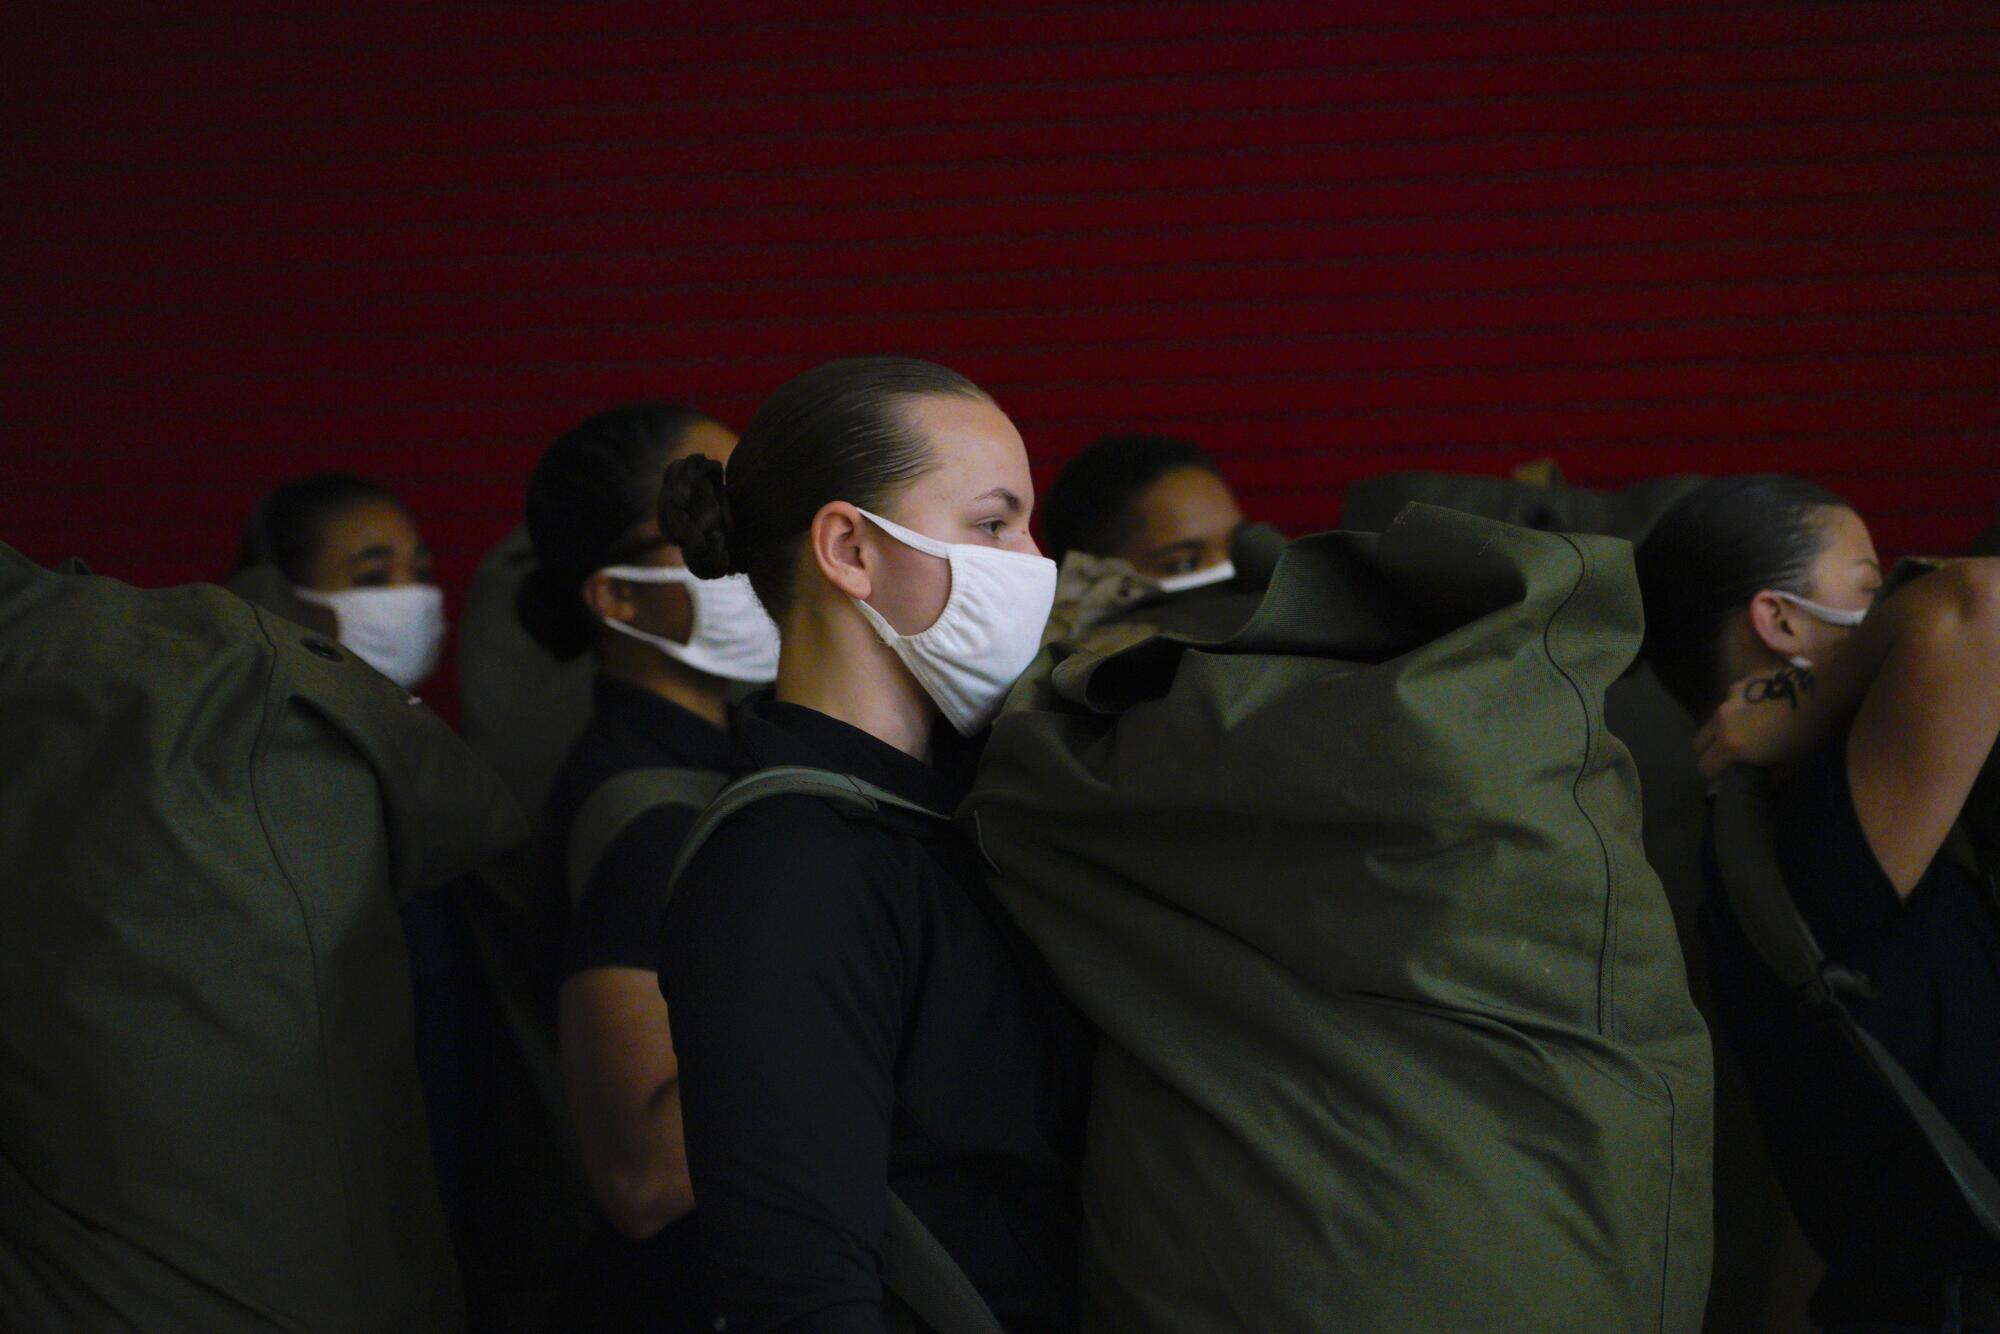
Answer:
1744;665;1816;709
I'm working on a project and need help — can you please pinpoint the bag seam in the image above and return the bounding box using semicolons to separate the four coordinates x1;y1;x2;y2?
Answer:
1543;533;1620;1038
243;612;387;1330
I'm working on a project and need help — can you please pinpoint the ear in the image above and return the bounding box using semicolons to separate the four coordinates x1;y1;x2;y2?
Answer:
580;569;638;625
809;501;874;601
1745;589;1806;657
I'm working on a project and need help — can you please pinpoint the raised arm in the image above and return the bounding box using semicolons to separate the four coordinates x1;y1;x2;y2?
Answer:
1702;556;2000;895
1845;558;2000;893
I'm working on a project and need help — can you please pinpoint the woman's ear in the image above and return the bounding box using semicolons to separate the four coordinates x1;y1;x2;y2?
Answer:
809;502;874;601
1746;589;1806;657
581;569;637;625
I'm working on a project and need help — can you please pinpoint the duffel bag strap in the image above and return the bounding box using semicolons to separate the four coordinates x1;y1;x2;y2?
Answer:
1711;765;2000;1243
664;764;951;893
567;766;728;909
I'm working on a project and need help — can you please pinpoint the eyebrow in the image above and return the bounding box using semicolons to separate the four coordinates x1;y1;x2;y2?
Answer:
346;545;397;565
973;487;1024;514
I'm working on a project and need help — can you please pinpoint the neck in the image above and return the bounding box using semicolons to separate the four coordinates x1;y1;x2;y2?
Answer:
596;634;732;731
774;593;936;763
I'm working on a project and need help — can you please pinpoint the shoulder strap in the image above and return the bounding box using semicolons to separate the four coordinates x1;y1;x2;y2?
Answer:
1711;765;2000;1243
567;766;728;908
663;764;950;898
883;1190;1007;1334
664;765;997;1334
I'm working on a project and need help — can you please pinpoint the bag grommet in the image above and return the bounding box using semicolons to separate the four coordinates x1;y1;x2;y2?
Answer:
302;638;344;662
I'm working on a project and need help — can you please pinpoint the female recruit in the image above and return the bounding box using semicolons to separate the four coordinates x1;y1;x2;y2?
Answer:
655;358;1092;1334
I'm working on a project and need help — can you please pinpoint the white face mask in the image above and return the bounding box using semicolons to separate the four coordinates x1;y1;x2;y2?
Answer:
596;565;781;683
1154;560;1236;595
294;584;446;692
1771;589;1867;670
850;507;1058;736
1771;589;1867;628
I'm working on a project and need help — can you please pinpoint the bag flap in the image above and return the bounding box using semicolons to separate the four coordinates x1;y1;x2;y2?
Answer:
272;613;528;901
1048;503;1616;715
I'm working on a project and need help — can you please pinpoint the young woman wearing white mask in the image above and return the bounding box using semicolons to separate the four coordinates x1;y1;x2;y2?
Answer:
235;471;465;1236
517;402;780;1334
1636;476;2000;1332
1041;432;1246;588
236;472;446;692
653;357;1093;1334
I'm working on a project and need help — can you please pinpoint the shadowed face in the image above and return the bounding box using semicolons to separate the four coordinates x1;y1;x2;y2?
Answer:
1110;466;1244;579
1785;505;1882;662
301;498;432;592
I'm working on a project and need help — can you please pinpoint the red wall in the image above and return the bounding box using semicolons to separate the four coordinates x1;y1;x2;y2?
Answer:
4;3;1997;655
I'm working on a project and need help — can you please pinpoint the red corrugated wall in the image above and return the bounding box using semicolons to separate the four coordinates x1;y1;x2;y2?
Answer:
4;2;1997;717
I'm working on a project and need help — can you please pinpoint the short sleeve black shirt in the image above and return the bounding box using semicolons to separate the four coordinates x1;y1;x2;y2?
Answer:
541;675;743;1334
660;695;1094;1334
547;676;741;979
1700;734;2000;1324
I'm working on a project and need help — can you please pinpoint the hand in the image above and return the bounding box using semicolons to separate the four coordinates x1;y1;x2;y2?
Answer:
1693;666;1822;780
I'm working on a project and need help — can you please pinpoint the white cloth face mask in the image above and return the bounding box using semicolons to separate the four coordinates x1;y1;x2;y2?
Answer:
597;565;781;683
1771;589;1867;628
849;507;1058;736
1154;560;1236;596
1771;589;1866;670
294;584;447;692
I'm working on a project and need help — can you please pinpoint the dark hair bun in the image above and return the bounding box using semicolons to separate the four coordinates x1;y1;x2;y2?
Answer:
658;454;736;578
514;564;595;661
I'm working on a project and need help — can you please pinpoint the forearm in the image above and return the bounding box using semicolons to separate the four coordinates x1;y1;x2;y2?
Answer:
559;969;695;1237
1819;557;2000;707
582;1080;694;1238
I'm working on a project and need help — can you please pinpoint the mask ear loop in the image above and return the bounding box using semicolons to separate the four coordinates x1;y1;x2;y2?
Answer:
851;509;962;643
601;533;674;568
854;508;955;560
1771;588;1868;627
599;563;702;645
1769;589;1866;670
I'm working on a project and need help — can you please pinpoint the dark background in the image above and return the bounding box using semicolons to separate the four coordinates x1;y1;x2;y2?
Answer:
4;2;1996;717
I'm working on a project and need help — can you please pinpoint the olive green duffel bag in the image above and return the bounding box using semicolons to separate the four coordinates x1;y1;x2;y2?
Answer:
964;503;1714;1333
0;545;526;1333
1340;462;1703;543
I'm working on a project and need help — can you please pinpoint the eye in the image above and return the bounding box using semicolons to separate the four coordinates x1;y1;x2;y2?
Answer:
352;569;392;588
976;518;1007;539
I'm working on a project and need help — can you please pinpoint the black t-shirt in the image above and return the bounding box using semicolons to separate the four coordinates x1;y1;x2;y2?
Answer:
549;676;741;978
1701;734;2000;1326
543;675;743;1334
660;695;1094;1334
